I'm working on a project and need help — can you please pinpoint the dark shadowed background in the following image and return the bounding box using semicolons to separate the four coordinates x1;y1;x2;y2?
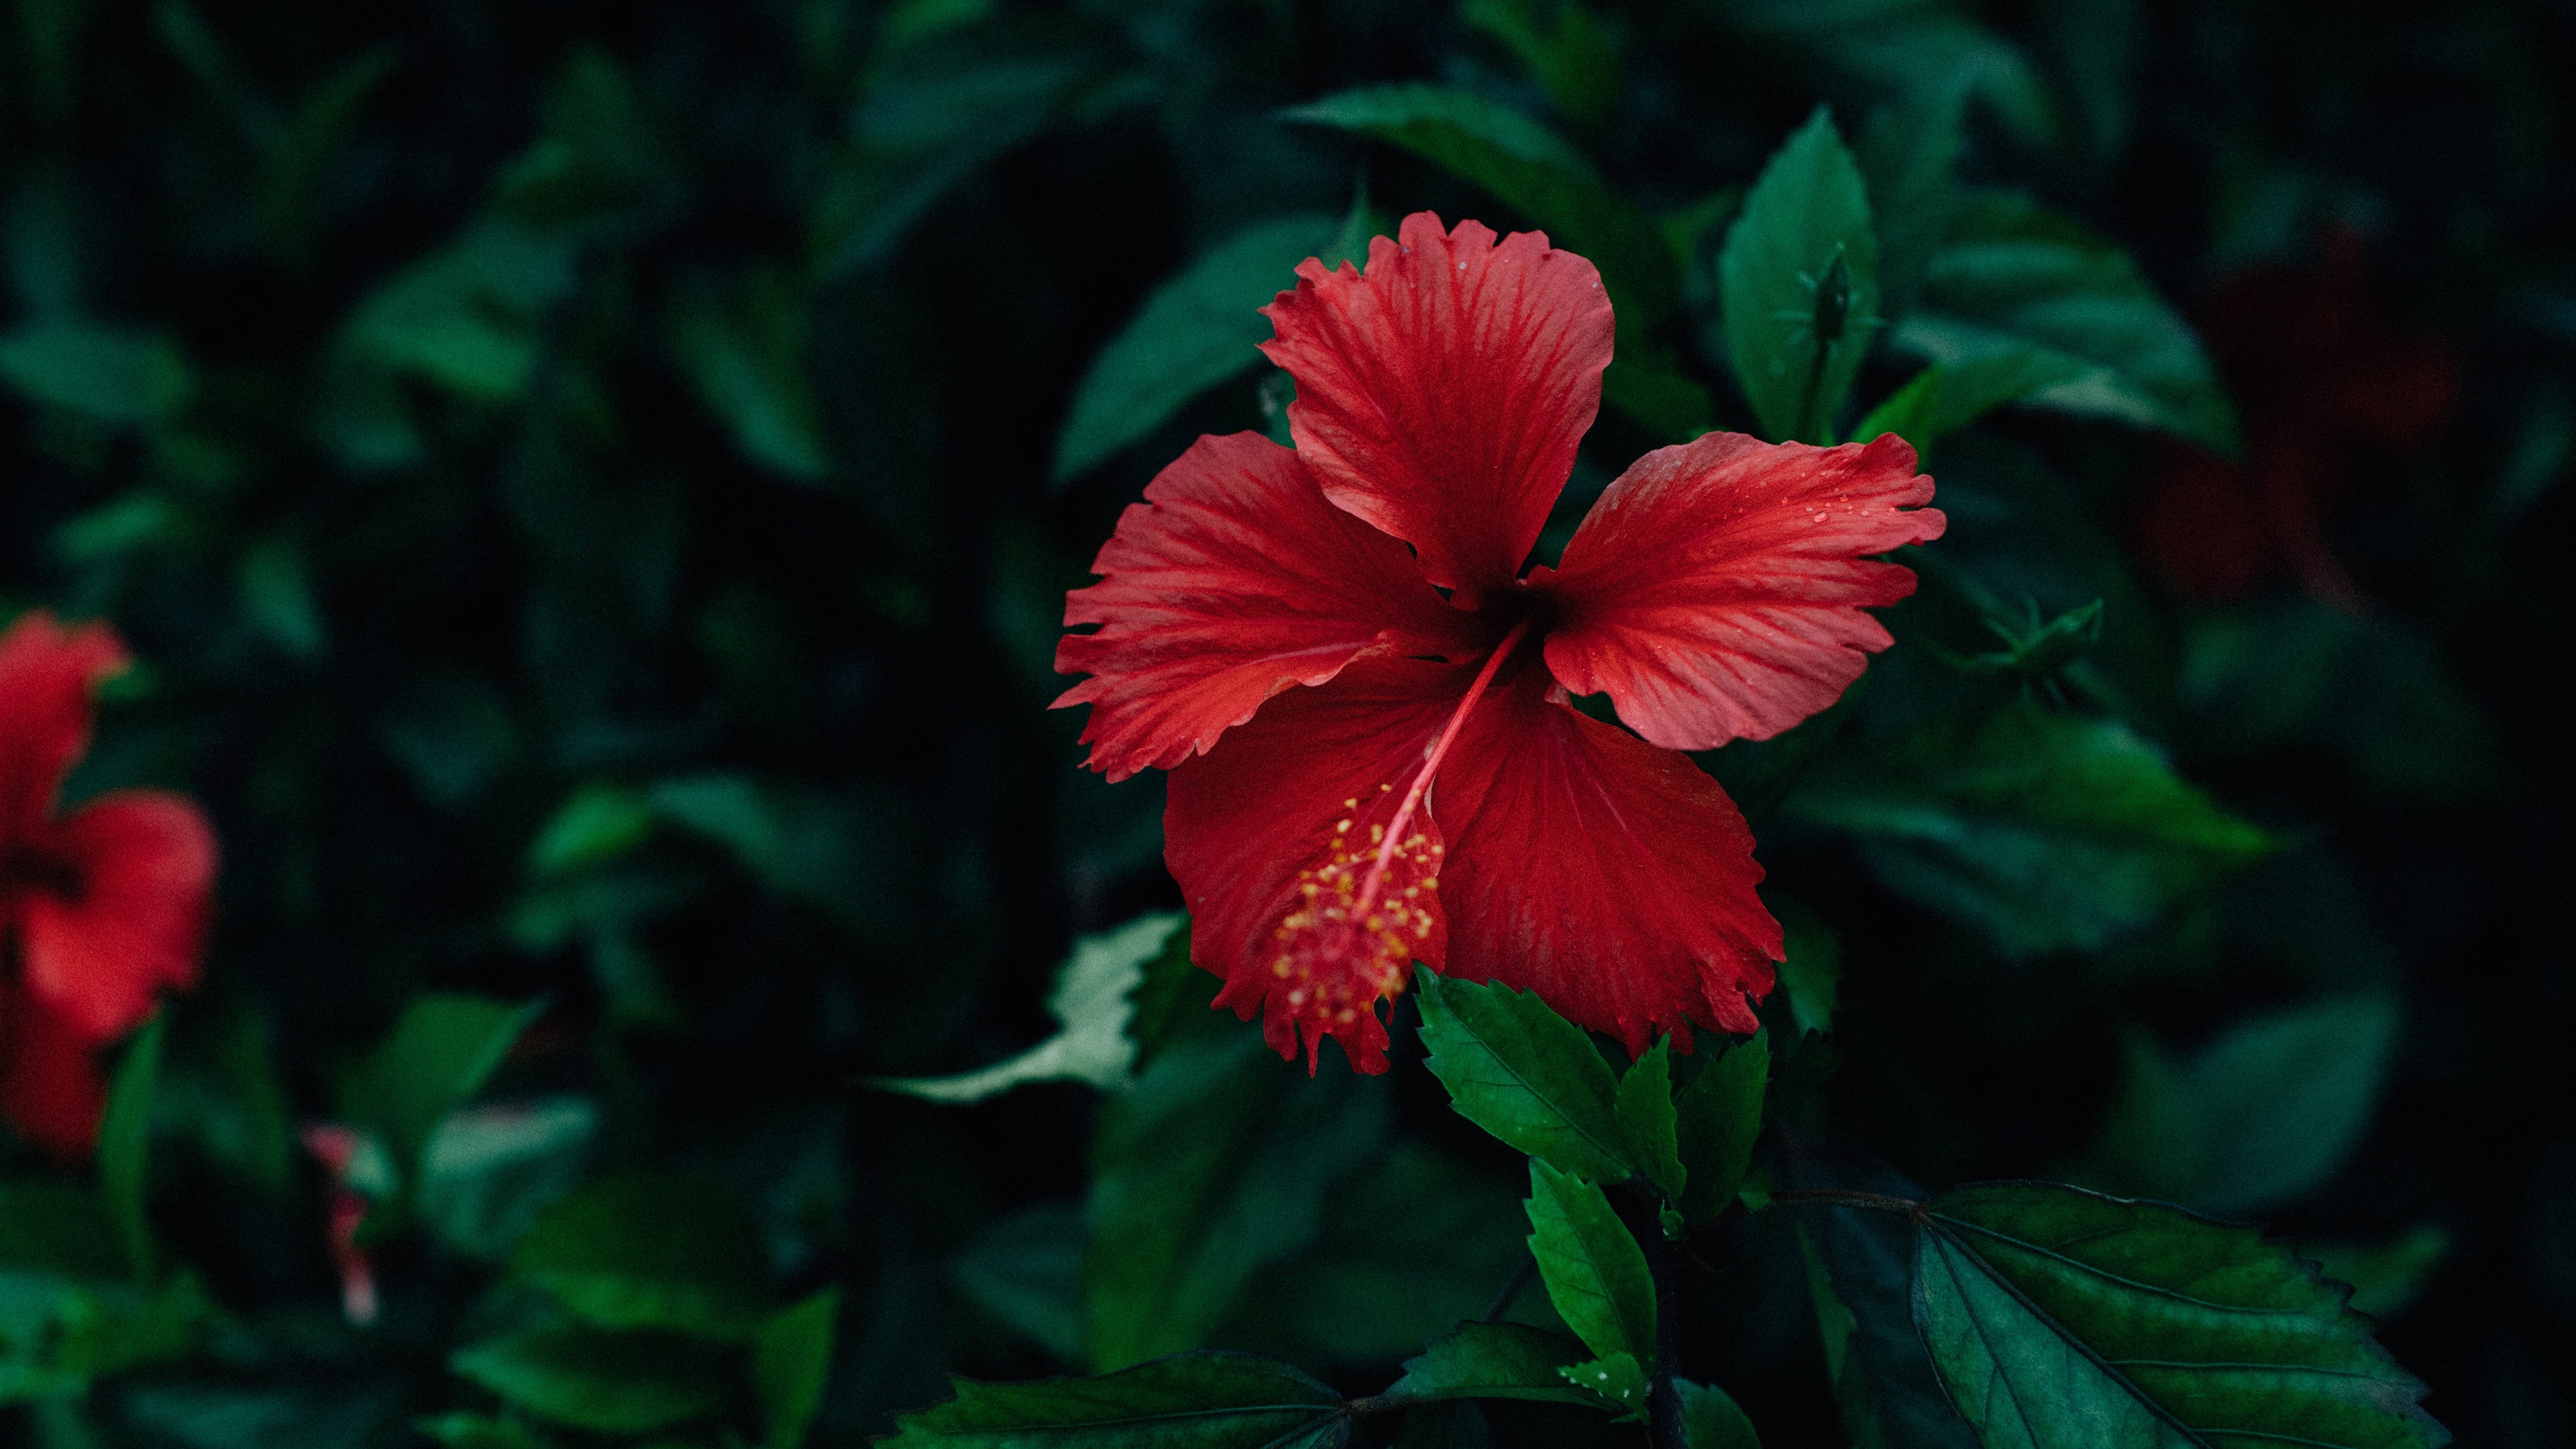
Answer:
1;0;2569;1445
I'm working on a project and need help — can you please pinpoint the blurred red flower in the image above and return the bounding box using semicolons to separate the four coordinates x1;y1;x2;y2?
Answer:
1057;213;1943;1071
0;611;217;1155
2139;229;2458;604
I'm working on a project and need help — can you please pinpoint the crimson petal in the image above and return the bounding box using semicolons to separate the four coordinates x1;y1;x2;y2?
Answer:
0;982;107;1157
17;792;218;1042
1541;432;1943;751
1434;666;1780;1055
1260;213;1614;604
0;612;129;843
1165;657;1472;1072
1057;432;1478;782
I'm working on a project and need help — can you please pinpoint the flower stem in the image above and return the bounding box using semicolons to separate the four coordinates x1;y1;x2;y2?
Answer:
1483;1249;1538;1322
1649;1226;1684;1448
1764;1188;1923;1215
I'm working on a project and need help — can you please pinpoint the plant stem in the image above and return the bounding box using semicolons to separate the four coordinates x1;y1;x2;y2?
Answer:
1765;1188;1923;1215
1483;1250;1538;1322
1649;1227;1684;1448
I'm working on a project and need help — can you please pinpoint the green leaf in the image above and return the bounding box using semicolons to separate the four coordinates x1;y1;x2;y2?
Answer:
1719;107;1879;443
416;1097;600;1261
1085;1029;1388;1368
1523;1161;1654;1369
1858;72;1970;322
1458;0;1619;127
449;1325;734;1436
1892;191;2238;452
527;782;658;877
1051;215;1337;484
1614;1040;1686;1202
810;49;1099;280
1599;354;1715;442
1774;903;1840;1038
881;1351;1349;1449
415;1413;559;1449
955;1203;1087;1362
1391;1402;1493;1449
343;993;542;1193
669;265;830;482
2090;994;2401;1215
0;322;194;425
1784;1151;1973;1449
1788;700;2273;956
1679;1371;1762;1444
1222;1144;1529;1366
1679;1379;1762;1449
753;1288;840;1448
1284;84;1678;335
1126;916;1213;1075
46;1274;212;1381
1851;352;2086;455
1415;973;1630;1182
643;773;910;931
0;1181;128;1281
236;537;327;659
1385;1321;1595;1405
335;219;580;403
1673;1033;1766;1228
97;1016;165;1281
1913;1182;2448;1449
2306;1225;2451;1322
881;912;1183;1102
1557;1352;1648;1418
511;1172;774;1338
258;44;402;263
1719;1;2058;146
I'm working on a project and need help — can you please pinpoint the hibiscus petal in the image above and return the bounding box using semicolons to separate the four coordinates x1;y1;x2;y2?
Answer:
1541;432;1944;751
1164;657;1472;1072
1436;666;1781;1055
0;611;129;839
1;983;108;1157
1260;213;1614;603
17;792;218;1042
1057;431;1480;782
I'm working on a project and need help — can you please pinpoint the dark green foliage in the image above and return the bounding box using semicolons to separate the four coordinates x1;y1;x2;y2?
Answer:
1523;1161;1654;1369
1385;1322;1595;1405
1678;1379;1761;1449
752;1289;841;1448
1054;216;1342;484
1613;1038;1686;1201
883;1353;1349;1449
1083;1030;1388;1368
97;1017;164;1281
1416;973;1629;1182
1790;702;2273;955
0;0;2548;1443
508;1171;774;1338
341;994;542;1197
1913;1184;2446;1449
1673;1033;1766;1228
448;1325;735;1435
1289;84;1676;335
1891;193;2237;451
1720;107;1879;442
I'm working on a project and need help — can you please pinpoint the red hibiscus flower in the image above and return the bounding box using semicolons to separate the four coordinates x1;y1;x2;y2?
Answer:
0;611;217;1155
1055;213;1943;1071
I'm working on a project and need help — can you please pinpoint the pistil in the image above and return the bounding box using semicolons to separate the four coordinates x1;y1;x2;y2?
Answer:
1348;614;1536;920
1253;616;1538;1068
